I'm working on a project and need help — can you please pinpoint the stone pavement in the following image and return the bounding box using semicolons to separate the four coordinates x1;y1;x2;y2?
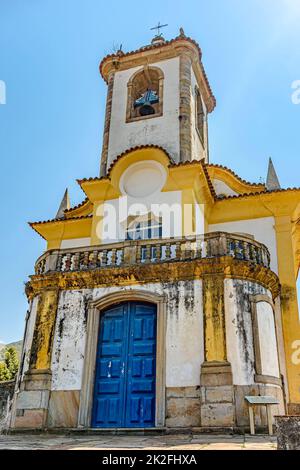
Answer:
0;433;277;450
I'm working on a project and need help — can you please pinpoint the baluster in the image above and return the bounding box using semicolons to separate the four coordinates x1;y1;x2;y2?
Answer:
65;253;72;271
226;238;232;257
156;243;161;262
78;252;83;270
73;252;80;271
175;241;181;260
266;249;270;268
206;238;212;257
219;233;227;256
184;240;191;259
89;250;96;269
102;249;108;266
56;254;63;271
255;246;259;264
212;237;218;257
261;248;266;267
257;247;262;265
82;251;88;269
251;245;257;263
233;241;239;258
70;254;76;271
243;241;249;261
196;238;202;258
165;242;171;260
111;248;117;266
145;244;151;263
120;248;124;265
136;246;142;264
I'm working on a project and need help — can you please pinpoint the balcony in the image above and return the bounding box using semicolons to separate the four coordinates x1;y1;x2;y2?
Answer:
34;232;271;275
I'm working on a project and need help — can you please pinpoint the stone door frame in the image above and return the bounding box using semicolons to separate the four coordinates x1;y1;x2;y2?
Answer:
78;290;167;428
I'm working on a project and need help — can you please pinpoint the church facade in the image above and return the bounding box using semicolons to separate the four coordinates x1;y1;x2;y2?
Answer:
10;31;300;430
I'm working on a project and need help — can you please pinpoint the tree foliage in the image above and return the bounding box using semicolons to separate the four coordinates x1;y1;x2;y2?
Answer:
0;347;19;382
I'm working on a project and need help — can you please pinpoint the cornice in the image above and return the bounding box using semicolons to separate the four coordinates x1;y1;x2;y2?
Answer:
26;256;280;301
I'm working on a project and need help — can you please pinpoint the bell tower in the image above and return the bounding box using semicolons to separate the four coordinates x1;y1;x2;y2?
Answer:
99;29;216;176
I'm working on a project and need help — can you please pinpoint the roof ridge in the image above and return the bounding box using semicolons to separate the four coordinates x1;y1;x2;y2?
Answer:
64;197;90;214
29;214;92;227
216;187;300;200
106;144;174;177
207;163;265;188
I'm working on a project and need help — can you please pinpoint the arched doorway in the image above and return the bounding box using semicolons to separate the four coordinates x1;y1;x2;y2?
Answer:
91;301;157;428
78;290;166;429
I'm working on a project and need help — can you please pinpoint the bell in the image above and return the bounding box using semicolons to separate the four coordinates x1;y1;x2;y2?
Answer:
139;103;155;116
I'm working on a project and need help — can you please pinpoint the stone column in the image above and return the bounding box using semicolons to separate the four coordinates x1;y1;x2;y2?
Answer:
179;53;192;163
100;71;115;176
200;274;235;427
13;289;59;429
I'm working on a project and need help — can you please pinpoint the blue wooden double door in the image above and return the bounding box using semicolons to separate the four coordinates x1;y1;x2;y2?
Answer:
92;301;157;428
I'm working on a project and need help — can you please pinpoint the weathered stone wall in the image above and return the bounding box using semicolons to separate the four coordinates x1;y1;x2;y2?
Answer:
47;280;203;427
225;279;270;385
166;386;201;427
0;380;15;423
276;416;300;450
14;276;285;430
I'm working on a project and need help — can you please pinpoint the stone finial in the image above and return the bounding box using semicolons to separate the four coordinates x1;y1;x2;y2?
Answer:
266;157;281;191
55;188;70;219
116;44;124;56
151;35;166;45
179;27;186;38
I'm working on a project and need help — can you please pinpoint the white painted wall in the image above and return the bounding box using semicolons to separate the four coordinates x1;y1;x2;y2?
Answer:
51;291;87;390
224;279;256;385
60;238;91;249
212;179;238;197
164;280;203;387
224;279;274;385
50;278;280;391
107;57;180;166
256;301;280;378
209;217;278;273
50;280;204;391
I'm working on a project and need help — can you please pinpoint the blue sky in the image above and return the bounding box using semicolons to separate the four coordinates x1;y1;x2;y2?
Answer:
0;0;300;343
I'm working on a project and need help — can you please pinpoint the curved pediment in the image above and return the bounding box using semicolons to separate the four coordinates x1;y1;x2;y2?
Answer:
207;164;265;197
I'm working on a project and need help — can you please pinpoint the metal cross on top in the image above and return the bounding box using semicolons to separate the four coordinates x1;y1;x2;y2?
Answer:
150;22;168;37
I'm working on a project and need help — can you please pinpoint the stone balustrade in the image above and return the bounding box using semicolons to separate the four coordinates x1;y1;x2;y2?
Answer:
34;232;270;275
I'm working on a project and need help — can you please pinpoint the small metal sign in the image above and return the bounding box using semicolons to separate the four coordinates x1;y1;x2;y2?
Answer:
245;395;279;405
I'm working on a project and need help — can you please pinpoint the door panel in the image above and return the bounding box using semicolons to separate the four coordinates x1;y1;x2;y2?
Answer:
125;303;157;427
92;304;129;427
92;301;157;428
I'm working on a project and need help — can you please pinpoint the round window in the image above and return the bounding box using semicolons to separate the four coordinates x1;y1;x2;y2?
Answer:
119;160;166;198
